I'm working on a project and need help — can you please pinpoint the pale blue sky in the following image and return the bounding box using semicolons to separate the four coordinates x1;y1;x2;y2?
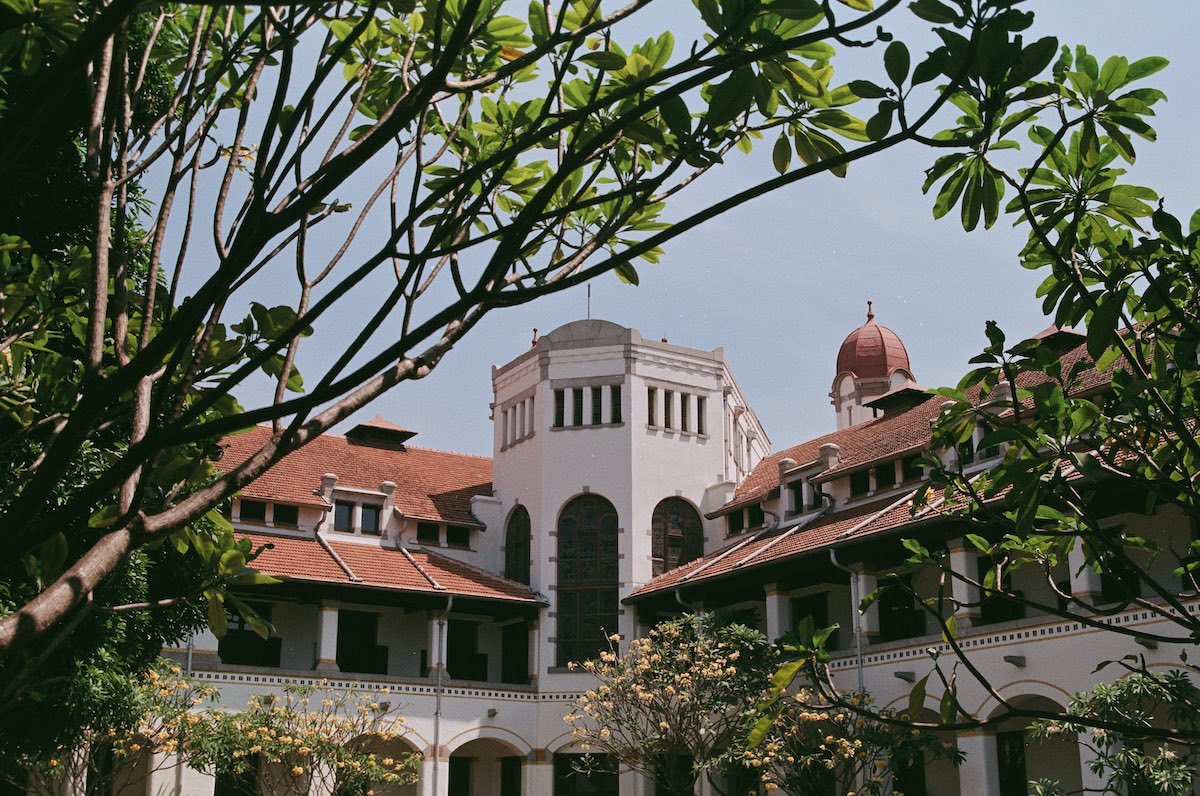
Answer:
262;2;1200;457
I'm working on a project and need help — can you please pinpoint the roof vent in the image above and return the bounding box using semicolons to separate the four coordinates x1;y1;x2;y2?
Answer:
346;415;416;449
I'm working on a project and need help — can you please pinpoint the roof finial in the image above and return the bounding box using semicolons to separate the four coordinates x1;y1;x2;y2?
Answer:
530;328;538;348
866;300;874;322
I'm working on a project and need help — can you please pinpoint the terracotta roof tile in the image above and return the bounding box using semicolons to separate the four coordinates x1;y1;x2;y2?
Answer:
240;531;354;584
240;531;538;603
220;425;493;525
628;494;926;599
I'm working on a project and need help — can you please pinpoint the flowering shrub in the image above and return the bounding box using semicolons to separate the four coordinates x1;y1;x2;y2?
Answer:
737;689;960;796
190;680;419;795
564;613;776;796
1029;670;1200;796
22;659;219;792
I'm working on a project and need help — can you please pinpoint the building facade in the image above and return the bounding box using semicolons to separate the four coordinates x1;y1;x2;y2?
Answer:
82;315;1193;795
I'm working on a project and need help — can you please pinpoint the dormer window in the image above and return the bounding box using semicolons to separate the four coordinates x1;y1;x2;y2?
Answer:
875;462;897;490
332;499;384;535
850;470;871;497
417;521;440;544
902;455;924;482
334;501;354;532
727;510;745;535
240;499;267;523
273;504;299;528
361;505;381;536
446;524;471;549
958;438;976;466
747;504;765;529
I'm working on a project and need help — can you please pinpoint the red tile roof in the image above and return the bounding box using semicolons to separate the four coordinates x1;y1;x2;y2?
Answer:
220;424;493;525
722;336;1117;515
628;491;933;599
241;531;539;603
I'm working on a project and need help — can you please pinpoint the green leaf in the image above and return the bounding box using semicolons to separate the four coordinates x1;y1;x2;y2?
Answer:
206;591;228;639
847;79;887;99
884;41;910;86
706;67;755;127
908;0;958;24
579;51;626;70
614;262;639;285
939;683;957;723
908;672;930;716
772;134;792;174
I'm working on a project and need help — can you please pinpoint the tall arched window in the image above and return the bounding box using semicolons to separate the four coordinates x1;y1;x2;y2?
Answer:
556;494;619;667
505;506;532;585
651;497;703;576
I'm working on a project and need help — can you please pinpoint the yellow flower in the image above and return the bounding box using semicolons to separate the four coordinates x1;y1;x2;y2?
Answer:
292;765;304;776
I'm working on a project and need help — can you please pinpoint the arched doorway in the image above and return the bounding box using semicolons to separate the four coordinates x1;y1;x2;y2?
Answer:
449;737;525;796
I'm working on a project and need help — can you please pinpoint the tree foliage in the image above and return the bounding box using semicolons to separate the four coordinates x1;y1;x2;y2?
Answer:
565;614;776;796
0;0;1071;772
763;12;1200;793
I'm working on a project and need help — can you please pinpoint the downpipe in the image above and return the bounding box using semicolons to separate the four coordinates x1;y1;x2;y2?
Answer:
432;594;453;795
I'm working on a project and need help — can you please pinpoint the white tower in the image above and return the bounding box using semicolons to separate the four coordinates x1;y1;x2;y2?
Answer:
489;319;768;674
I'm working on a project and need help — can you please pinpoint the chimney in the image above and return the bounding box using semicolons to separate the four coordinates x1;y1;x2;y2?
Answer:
819;443;841;470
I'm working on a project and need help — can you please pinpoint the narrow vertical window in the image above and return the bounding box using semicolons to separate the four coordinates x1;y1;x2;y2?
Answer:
334;501;354;532
518;400;526;439
527;396;535;436
592;386;603;425
663;390;674;429
611;384;622;424
361;505;381;535
554;389;565;428
647;387;657;426
680;393;689;433
696;396;706;436
572;388;584;427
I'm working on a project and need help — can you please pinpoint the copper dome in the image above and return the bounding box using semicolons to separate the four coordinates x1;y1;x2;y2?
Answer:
835;303;910;379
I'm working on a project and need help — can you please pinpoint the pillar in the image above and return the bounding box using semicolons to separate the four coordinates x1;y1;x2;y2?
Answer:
764;584;792;642
856;569;880;642
420;755;450;796
957;730;1001;796
527;619;541;687
948;538;981;628
427;611;449;677
315;603;339;672
522;751;554;796
1069;540;1103;601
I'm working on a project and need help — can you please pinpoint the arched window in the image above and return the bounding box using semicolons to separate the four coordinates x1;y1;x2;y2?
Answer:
505;506;532;585
556;494;619;667
651;497;703;576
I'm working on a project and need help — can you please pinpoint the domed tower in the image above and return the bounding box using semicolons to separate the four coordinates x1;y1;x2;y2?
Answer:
830;302;915;429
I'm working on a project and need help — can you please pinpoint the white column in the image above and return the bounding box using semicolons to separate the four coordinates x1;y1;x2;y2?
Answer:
957;731;1002;796
620;769;651;796
315;603;339;672
522;757;554;796
527;619;540;687
1069;541;1103;600
427;612;449;677
856;569;879;642
764;584;792;642
948;538;981;628
420;756;449;796
526;396;535;435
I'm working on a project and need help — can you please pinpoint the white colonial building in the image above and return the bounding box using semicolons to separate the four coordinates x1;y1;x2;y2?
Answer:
98;314;1194;796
